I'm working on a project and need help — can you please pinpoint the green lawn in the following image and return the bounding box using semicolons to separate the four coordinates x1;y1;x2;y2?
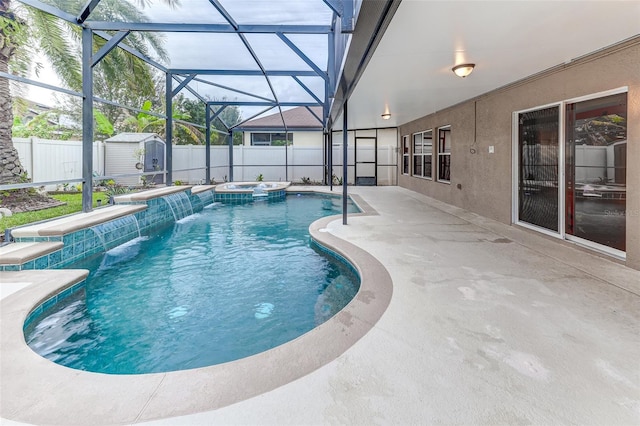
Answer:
0;192;106;235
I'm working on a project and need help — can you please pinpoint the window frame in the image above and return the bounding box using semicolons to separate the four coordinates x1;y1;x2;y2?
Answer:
437;126;451;183
412;129;433;179
402;135;409;175
250;132;293;146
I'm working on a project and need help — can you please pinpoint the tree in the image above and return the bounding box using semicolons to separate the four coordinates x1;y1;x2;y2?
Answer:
171;95;209;144
0;0;177;185
123;100;204;145
0;6;28;184
94;108;115;140
12;111;74;140
178;97;244;145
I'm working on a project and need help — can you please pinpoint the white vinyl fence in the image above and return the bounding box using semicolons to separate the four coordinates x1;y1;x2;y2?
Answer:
169;145;327;184
13;139;328;187
13;137;397;188
12;138;105;186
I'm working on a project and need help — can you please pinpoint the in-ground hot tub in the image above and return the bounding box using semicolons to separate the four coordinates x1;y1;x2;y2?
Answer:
214;181;291;201
214;181;291;192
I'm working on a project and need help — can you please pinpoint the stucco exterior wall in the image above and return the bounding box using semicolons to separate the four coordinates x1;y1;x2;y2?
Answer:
398;39;640;269
242;131;323;146
291;131;323;147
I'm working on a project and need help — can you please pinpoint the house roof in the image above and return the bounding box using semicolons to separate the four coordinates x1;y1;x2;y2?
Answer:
104;133;163;143
238;106;323;131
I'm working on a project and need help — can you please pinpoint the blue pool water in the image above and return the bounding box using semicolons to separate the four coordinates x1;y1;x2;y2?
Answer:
24;194;360;374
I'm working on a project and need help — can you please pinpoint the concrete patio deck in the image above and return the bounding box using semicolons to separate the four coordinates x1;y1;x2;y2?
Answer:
2;186;639;425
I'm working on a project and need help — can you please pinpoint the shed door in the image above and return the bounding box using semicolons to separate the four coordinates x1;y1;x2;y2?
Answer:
144;140;165;184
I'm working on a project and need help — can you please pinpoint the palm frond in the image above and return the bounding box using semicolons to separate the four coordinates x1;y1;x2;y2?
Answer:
177;122;204;144
28;9;82;90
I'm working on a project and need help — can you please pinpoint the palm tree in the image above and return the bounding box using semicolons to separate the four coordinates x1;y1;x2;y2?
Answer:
0;5;28;184
0;0;177;185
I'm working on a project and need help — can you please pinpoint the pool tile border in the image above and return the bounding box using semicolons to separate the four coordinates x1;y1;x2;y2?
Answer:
23;279;86;329
6;189;218;272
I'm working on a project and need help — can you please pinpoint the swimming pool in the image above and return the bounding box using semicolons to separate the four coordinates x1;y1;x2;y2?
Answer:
24;194;360;374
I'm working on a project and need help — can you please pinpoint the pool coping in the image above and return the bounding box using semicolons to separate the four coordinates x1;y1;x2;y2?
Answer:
0;190;392;425
112;185;189;202
213;181;291;193
190;184;216;194
0;242;64;265
9;204;147;238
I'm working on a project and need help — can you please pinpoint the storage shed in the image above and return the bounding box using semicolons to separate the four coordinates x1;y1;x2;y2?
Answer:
104;133;165;185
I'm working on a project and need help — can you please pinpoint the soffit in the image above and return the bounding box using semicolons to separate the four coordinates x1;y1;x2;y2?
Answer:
338;0;640;130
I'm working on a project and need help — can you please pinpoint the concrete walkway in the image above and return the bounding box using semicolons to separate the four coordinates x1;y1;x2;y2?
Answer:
3;187;639;425
140;186;639;425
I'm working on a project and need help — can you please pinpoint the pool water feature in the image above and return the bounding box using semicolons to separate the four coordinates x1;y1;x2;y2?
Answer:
195;189;214;206
163;191;194;220
90;215;141;252
24;194;361;374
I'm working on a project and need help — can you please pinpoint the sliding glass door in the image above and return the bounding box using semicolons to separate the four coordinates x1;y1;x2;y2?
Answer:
517;106;560;232
515;90;628;256
565;93;627;252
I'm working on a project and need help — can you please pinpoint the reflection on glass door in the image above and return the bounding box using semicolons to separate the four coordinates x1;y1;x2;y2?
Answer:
565;93;627;251
518;106;559;232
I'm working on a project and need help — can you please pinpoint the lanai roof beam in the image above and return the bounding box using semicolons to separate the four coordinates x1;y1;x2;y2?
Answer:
208;0;239;31
208;106;228;124
94;31;167;72
230;106;277;130
18;0;76;23
305;106;324;126
322;0;342;17
171;74;196;97
277;33;327;81
76;0;102;24
83;22;332;34
292;76;323;105
168;70;319;77
187;76;274;103
238;31;288;133
172;75;208;104
206;101;319;107
91;30;130;67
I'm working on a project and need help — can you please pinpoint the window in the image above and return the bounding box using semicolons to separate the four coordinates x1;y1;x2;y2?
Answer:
402;135;409;174
412;130;432;178
251;133;271;146
437;126;451;182
251;132;293;146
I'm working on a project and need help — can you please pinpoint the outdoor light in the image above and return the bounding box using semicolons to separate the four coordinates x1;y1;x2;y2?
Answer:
452;63;475;78
381;113;391;120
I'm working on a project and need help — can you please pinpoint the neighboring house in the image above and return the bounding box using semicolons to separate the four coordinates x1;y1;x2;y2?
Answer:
13;97;79;138
237;106;324;147
15;98;55;123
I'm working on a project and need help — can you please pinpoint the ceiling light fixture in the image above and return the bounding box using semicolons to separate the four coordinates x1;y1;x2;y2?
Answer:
381;113;391;120
452;63;475;78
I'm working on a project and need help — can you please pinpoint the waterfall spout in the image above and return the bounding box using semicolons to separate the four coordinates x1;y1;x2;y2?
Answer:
90;215;141;252
163;192;194;221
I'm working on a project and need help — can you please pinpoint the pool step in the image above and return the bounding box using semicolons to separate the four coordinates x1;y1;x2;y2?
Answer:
0;242;64;271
